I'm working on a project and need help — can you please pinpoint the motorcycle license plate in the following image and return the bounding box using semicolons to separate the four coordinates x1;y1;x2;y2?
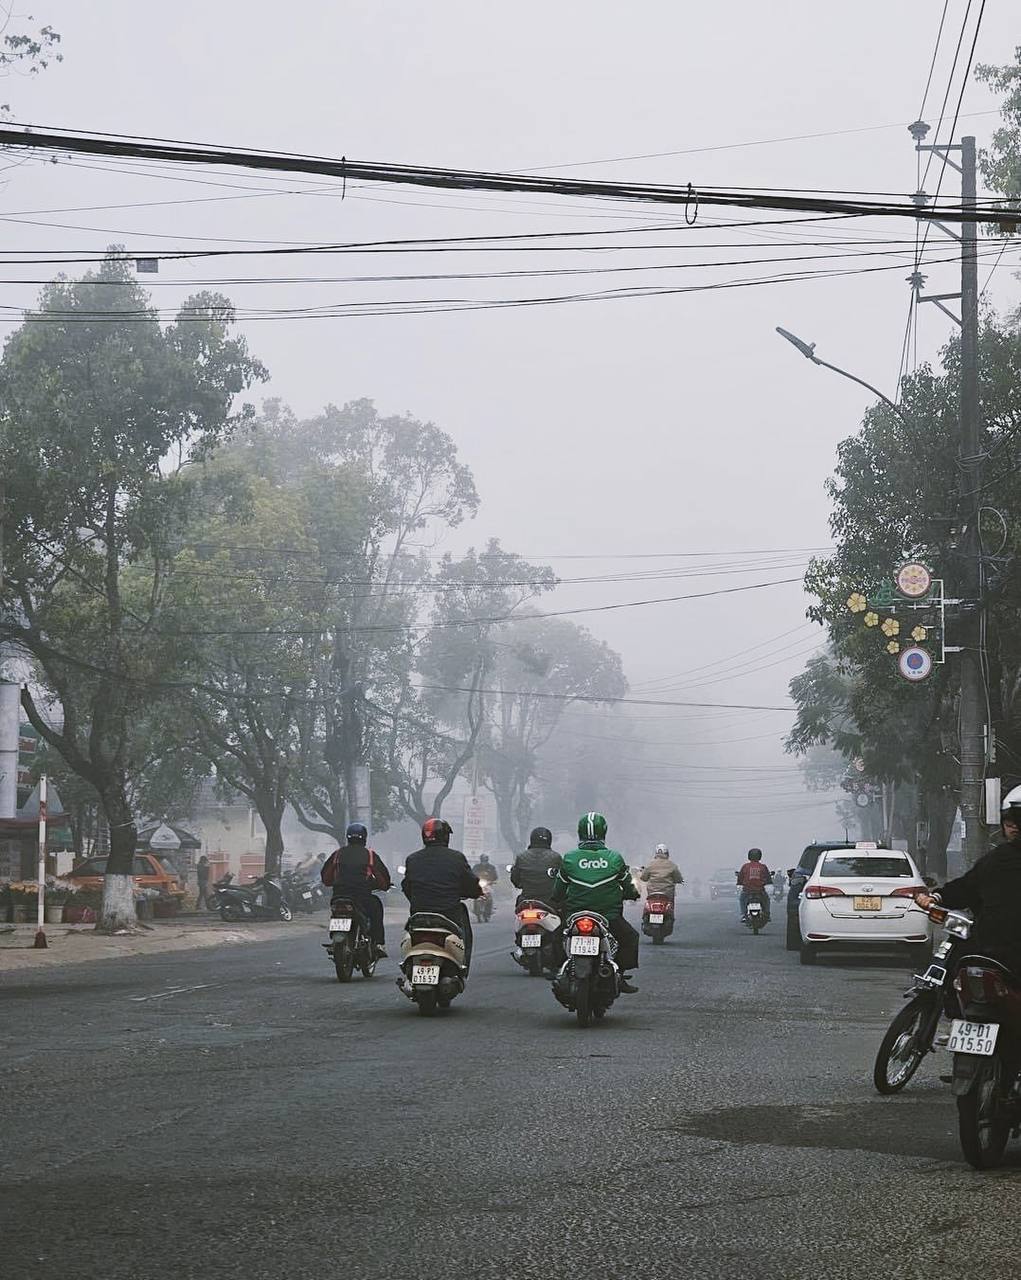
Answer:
570;936;600;956
329;917;352;932
520;933;542;948
649;913;664;924
302;891;313;899
853;896;882;911
411;964;440;985
947;1019;999;1056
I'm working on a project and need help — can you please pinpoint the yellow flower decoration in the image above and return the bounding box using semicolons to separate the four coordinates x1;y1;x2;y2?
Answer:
864;611;879;628
886;640;900;654
911;625;927;642
881;617;900;638
846;592;868;614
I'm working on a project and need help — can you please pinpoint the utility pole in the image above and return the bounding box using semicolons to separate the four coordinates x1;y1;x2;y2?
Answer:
911;127;986;866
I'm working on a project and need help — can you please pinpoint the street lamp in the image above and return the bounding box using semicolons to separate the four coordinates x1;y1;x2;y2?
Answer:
775;326;916;434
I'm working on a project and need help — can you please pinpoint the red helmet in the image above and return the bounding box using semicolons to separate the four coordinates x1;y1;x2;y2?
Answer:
422;817;452;846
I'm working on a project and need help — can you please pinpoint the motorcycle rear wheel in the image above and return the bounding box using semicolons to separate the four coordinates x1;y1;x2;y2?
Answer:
417;990;438;1016
958;1057;1011;1169
333;941;354;983
873;996;933;1094
358;945;377;979
278;904;293;922
219;905;239;923
526;951;542;977
575;982;592;1028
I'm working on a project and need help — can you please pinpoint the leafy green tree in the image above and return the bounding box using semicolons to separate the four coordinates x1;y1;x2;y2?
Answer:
978;48;1021;210
0;11;61;113
0;253;265;928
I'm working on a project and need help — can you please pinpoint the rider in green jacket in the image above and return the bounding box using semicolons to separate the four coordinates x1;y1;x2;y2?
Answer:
554;812;640;992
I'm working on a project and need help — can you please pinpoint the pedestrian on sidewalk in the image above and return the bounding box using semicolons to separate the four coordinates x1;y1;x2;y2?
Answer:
195;855;211;912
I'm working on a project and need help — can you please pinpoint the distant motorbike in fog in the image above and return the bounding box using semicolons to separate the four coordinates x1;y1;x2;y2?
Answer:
642;895;674;944
473;880;494;923
213;873;292;923
743;891;769;935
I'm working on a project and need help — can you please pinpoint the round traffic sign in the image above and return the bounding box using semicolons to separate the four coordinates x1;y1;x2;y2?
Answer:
855;793;871;808
898;646;933;682
895;562;932;599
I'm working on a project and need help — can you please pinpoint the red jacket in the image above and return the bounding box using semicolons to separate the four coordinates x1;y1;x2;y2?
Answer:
737;861;772;890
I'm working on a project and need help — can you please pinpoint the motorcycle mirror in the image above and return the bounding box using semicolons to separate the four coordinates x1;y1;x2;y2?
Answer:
547;866;556;877
505;864;513;873
923;875;938;888
787;868;796;878
397;864;407;875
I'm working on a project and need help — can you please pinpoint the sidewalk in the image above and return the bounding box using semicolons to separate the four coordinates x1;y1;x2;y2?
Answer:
0;916;326;973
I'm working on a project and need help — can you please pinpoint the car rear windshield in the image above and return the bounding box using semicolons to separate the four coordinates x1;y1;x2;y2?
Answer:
820;855;912;878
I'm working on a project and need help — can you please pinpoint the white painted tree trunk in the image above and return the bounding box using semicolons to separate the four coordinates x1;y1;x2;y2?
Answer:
98;873;137;933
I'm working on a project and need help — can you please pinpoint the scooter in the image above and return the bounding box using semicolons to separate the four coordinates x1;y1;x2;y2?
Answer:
642;894;674;944
940;904;1021;1169
512;898;562;976
552;911;621;1027
743;890;770;935
323;896;378;982
214;873;292;923
282;870;319;915
473;880;494;923
397;912;467;1016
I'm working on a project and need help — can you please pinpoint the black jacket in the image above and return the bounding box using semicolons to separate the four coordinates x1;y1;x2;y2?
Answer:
939;839;1021;972
472;859;499;883
510;846;562;901
403;846;482;914
323;843;392;897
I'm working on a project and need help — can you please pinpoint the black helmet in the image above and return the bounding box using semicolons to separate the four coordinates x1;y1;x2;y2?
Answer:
748;847;763;861
530;826;553;848
422;817;452;846
346;822;368;843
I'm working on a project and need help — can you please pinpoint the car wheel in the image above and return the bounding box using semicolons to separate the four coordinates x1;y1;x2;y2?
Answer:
799;941;817;965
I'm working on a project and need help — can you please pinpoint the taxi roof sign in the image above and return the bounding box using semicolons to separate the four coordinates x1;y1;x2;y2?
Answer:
855;841;879;849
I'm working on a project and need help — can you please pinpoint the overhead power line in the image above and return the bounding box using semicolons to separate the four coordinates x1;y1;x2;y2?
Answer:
0;123;1015;227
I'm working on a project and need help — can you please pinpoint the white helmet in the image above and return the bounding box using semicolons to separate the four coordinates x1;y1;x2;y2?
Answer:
1001;785;1021;819
654;843;669;857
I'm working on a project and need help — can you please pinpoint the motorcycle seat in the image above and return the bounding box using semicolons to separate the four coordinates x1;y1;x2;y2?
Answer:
956;954;1021;984
407;911;463;937
565;910;610;929
517;898;556;913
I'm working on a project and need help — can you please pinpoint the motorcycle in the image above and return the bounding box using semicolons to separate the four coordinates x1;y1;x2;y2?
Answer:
642;894;674;945
397;912;467;1016
214;872;292;923
512;898;562;976
743;890;770;934
941;905;1021;1168
282;870;320;915
473;880;494;923
873;905;971;1094
552;911;620;1027
323;896;378;982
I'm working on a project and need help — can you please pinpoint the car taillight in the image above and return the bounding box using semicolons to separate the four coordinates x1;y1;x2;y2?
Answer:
520;909;543;922
576;916;597;934
955;966;1010;1003
804;884;845;899
890;885;924;898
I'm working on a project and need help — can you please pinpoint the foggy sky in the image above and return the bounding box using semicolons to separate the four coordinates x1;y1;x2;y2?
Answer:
5;1;1019;864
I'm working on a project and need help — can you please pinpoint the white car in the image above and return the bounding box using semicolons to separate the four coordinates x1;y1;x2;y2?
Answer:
798;844;930;965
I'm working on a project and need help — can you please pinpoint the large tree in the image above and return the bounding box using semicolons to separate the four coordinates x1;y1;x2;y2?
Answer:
0;253;265;928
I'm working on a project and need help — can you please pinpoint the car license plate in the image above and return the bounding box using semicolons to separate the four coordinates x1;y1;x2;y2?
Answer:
329;917;352;932
947;1019;1000;1055
520;933;542;948
570;935;600;956
411;964;440;985
649;913;664;924
302;891;313;899
853;896;882;911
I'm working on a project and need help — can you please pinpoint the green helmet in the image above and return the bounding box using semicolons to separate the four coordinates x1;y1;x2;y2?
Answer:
578;811;608;842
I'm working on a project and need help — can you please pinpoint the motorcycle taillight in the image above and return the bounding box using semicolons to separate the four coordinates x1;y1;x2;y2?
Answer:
954;965;1010;1004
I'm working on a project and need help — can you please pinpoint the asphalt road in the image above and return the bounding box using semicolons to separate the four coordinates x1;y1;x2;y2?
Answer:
3;896;1021;1280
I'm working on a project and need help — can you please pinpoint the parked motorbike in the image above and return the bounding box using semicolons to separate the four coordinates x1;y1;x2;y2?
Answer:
512;899;562;976
873;905;970;1094
282;870;319;915
323;896;378;982
397;912;466;1016
939;904;1021;1168
473;880;494;923
743;890;770;935
642;894;674;945
552;911;620;1027
214;873;292;923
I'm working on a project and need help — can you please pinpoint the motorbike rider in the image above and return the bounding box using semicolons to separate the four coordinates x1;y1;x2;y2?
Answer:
510;827;562;908
553;812;640;993
736;848;773;922
915;786;1021;976
402;818;483;974
320;823;392;958
471;853;499;885
639;843;683;902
